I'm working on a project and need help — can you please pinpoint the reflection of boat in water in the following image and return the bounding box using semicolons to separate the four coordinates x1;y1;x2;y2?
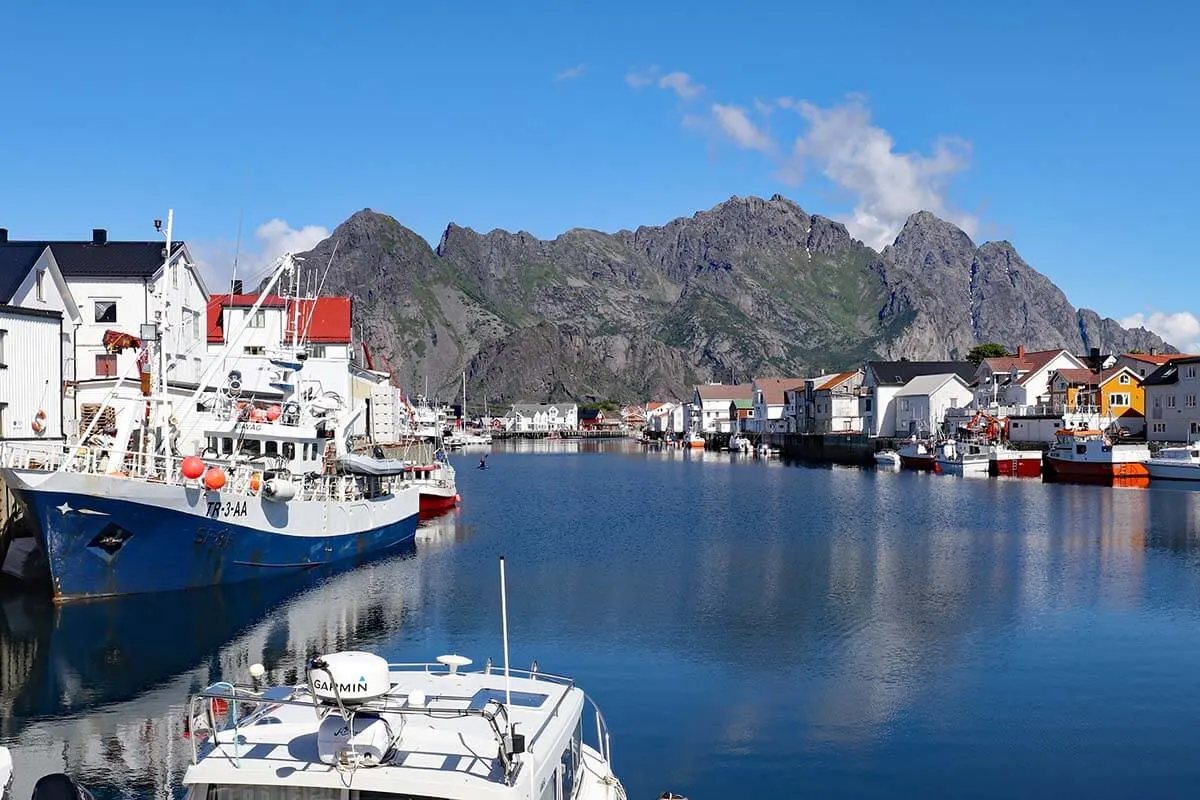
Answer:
0;539;422;800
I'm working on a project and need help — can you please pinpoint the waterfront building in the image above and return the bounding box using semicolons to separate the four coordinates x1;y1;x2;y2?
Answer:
686;383;753;434
0;228;208;440
1143;356;1200;443
749;377;806;434
972;346;1084;408
892;373;973;437
504;403;578;432
0;305;64;441
1047;366;1145;436
862;361;975;437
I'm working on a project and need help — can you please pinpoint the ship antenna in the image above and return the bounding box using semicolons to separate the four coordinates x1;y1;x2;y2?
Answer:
230;209;243;292
499;555;512;708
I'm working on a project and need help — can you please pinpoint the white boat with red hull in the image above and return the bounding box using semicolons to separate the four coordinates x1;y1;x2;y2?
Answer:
1044;428;1150;482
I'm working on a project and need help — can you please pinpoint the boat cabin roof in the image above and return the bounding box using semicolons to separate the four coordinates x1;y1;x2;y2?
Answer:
184;665;582;800
1055;428;1106;439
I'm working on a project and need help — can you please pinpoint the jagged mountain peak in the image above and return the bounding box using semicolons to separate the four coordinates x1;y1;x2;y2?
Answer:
297;197;1172;402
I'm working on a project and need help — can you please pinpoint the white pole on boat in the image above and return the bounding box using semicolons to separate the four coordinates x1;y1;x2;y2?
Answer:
499;555;512;708
159;209;173;407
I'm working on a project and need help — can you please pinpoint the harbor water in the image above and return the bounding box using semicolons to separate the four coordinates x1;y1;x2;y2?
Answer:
4;440;1200;798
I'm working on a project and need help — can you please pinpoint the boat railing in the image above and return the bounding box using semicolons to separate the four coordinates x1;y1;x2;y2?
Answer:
187;676;538;783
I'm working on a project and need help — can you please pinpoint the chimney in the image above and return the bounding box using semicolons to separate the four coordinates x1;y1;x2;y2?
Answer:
1150;347;1158;356
92;228;108;245
0;228;8;243
1017;345;1025;359
231;279;243;295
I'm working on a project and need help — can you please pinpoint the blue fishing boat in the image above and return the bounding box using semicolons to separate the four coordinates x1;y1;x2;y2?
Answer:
0;221;419;602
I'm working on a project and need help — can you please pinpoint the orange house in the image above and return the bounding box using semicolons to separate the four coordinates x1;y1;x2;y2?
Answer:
1049;366;1144;423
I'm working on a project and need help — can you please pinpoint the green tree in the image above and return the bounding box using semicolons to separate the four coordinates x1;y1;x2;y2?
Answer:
1127;348;1145;355
966;343;1010;365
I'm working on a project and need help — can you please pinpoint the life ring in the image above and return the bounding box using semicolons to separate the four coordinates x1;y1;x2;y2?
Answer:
31;409;47;435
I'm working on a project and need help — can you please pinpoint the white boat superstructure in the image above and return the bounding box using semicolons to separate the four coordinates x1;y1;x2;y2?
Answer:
1146;442;1200;482
935;439;991;475
182;651;625;800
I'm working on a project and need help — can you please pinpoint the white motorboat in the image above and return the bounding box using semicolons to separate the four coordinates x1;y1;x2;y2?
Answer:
874;449;900;468
935;439;991;475
1146;442;1200;482
178;560;629;800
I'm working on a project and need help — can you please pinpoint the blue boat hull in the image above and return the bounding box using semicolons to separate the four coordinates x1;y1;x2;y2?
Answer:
9;484;419;601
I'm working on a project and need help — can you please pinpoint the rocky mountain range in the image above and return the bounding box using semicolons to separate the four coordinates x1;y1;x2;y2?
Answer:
295;195;1171;404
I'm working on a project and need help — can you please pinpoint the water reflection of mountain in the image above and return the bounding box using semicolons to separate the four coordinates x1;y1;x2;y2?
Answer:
0;536;423;800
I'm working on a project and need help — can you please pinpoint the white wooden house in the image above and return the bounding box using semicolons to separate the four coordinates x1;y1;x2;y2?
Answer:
0;305;65;441
893;374;973;437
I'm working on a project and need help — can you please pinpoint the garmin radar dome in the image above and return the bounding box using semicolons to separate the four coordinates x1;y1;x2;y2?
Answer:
308;651;391;705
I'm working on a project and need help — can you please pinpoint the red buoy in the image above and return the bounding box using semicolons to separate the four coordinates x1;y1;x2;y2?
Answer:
181;455;205;480
203;467;227;491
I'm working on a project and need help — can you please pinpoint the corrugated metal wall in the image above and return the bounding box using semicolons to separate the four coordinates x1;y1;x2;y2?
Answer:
0;310;63;440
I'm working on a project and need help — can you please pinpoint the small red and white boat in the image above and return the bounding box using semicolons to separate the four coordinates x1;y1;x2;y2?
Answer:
1044;428;1150;481
989;443;1043;477
686;431;705;449
408;460;460;513
898;438;937;470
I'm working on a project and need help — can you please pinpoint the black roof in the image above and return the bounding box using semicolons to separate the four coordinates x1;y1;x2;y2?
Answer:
1143;356;1200;386
865;360;977;386
0;303;63;320
0;240;185;285
0;243;46;303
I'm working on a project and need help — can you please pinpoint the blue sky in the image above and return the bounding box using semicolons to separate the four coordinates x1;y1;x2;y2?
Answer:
2;1;1197;346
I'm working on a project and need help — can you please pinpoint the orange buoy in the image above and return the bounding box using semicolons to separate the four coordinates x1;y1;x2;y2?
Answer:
266;404;282;421
203;467;227;491
181;455;205;480
249;472;262;493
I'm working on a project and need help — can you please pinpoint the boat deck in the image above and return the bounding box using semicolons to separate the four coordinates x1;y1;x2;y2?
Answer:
185;664;596;800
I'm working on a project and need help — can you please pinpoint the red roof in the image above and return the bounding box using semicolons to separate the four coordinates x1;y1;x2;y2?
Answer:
983;349;1071;386
1123;352;1194;365
1053;366;1138;387
207;294;352;345
816;370;860;391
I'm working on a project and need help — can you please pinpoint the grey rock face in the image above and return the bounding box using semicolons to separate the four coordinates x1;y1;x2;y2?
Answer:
297;198;1171;404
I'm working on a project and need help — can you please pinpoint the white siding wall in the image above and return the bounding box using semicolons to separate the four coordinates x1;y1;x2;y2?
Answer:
0;310;64;440
1145;381;1200;443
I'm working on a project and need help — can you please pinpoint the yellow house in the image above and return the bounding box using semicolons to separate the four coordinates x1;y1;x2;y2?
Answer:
1049;366;1144;420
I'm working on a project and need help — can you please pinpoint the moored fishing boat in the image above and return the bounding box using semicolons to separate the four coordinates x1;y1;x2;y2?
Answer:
988;442;1043;477
1044;428;1150;481
897;437;936;470
686;431;705;449
1145;442;1200;482
0;239;420;602
934;438;991;475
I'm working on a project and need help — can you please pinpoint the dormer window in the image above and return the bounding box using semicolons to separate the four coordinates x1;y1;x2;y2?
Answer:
1119;374;1129;384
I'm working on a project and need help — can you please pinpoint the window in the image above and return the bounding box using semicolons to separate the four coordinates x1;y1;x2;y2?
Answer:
35;270;45;301
899;398;910;411
1153;423;1167;433
244;346;265;356
1187;366;1198;380
283;442;296;459
247;310;266;328
95;353;117;377
208;787;340;800
1167;395;1177;408
94;300;117;323
1119;374;1130;384
1109;393;1129;407
1188;395;1198;408
309;345;327;358
0;329;6;368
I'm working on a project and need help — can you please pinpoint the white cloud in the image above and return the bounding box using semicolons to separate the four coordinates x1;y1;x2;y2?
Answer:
192;218;329;293
1118;311;1200;352
625;66;659;88
780;95;978;250
555;64;586;82
712;103;774;153
658;71;704;100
